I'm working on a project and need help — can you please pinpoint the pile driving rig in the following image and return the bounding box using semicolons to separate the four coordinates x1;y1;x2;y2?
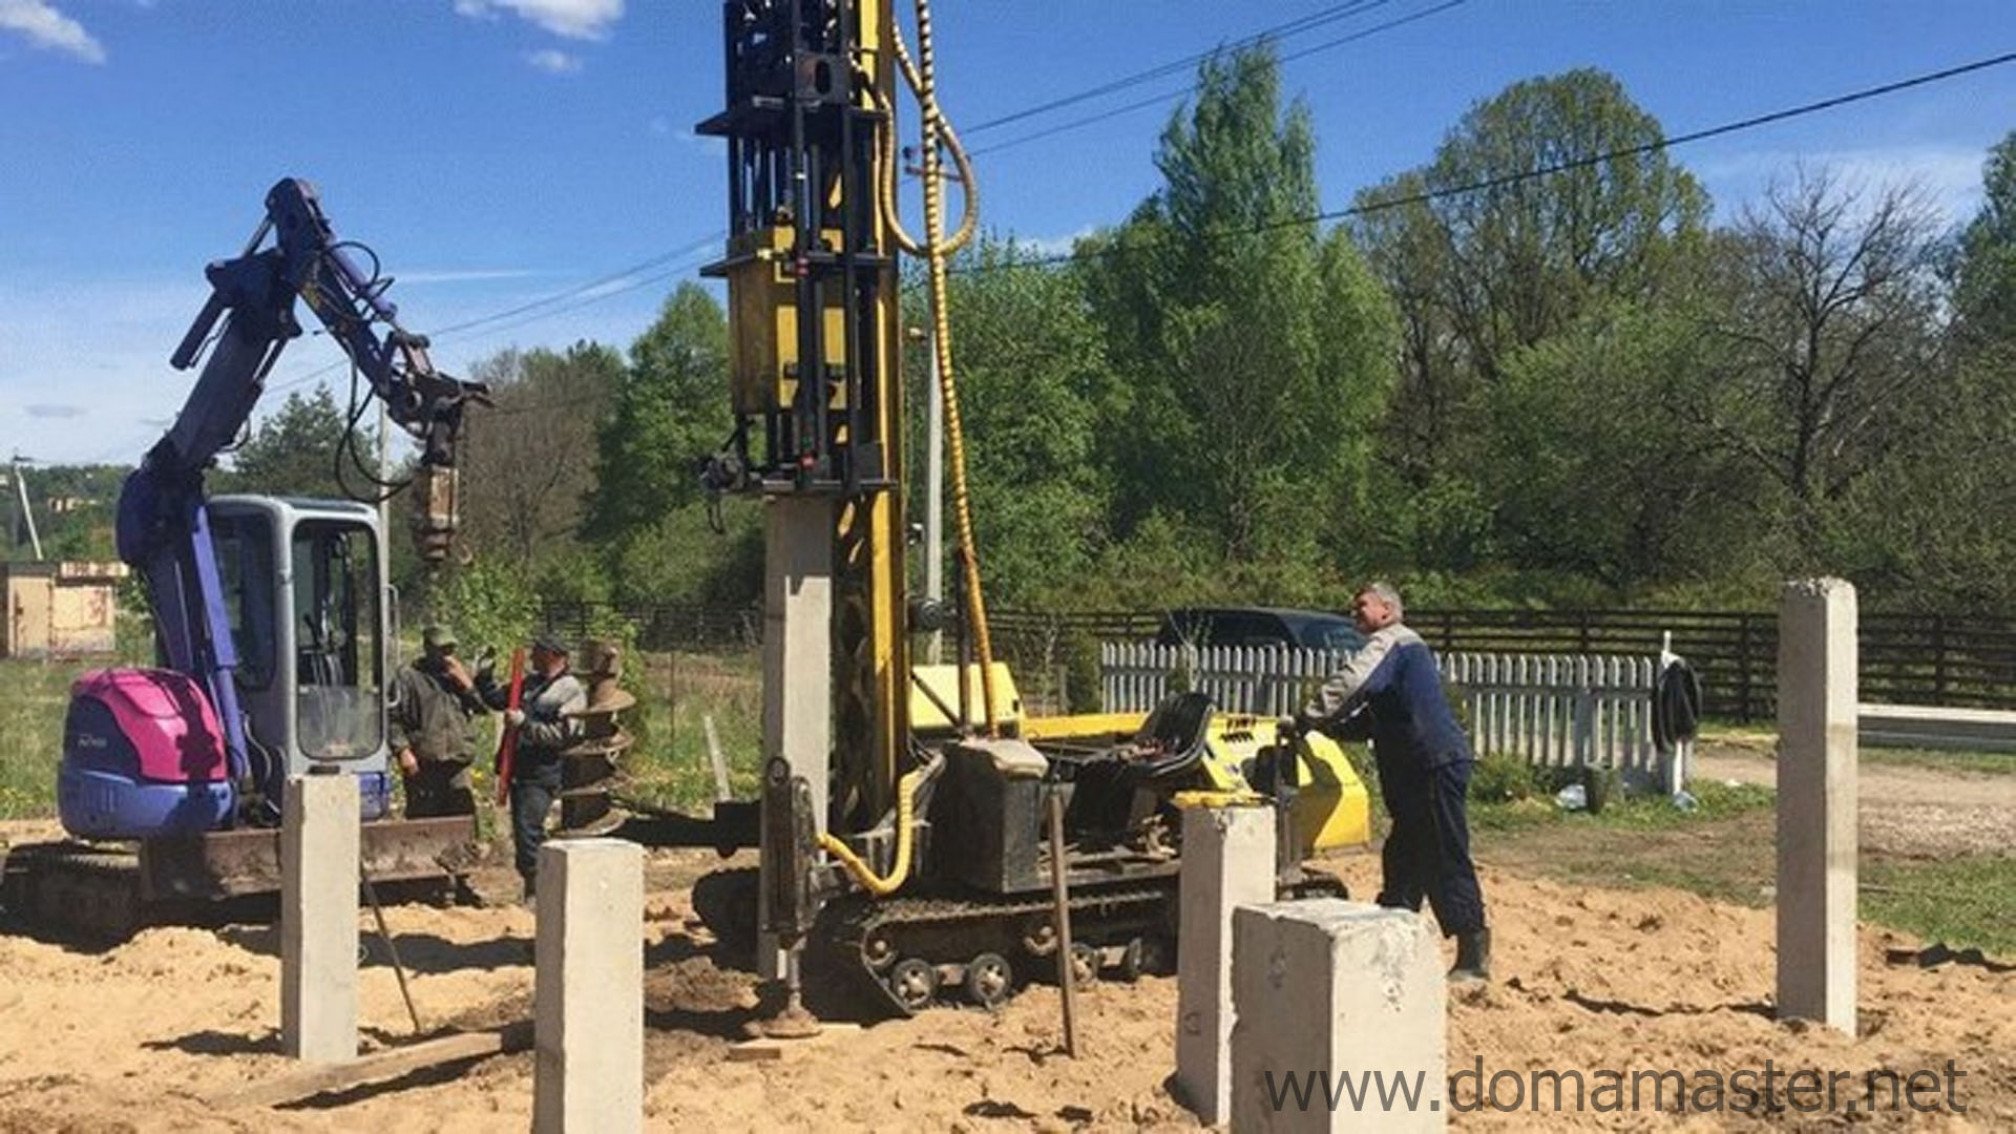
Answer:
673;0;1372;1016
2;179;488;937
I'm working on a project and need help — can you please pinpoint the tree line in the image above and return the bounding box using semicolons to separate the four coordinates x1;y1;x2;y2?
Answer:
24;46;2013;623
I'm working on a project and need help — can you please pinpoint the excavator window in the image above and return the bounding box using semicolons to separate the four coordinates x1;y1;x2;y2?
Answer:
289;520;382;761
209;511;277;690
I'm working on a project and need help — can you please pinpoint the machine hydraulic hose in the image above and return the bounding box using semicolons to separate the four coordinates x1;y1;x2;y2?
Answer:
819;756;938;897
876;0;1000;736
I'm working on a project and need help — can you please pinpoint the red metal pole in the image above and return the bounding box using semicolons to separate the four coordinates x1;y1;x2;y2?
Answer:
493;647;527;807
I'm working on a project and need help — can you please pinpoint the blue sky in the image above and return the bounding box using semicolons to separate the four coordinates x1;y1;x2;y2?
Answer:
2;0;2012;467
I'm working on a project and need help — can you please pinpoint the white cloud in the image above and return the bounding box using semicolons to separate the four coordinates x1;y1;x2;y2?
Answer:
0;0;106;63
453;0;622;41
524;47;582;75
1019;226;1098;259
1695;144;1989;228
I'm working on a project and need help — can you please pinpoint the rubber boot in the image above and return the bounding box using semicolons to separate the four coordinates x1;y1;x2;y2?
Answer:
1450;928;1491;983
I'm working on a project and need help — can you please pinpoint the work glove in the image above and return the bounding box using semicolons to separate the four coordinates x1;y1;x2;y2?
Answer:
504;708;527;729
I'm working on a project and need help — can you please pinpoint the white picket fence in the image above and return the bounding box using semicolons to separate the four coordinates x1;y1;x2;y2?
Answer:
1100;641;1682;785
1101;641;1334;719
1443;653;1664;781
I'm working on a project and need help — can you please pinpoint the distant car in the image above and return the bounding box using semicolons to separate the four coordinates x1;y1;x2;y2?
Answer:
1154;606;1366;653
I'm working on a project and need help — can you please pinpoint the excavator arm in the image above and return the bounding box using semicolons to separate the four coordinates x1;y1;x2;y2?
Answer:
115;176;487;783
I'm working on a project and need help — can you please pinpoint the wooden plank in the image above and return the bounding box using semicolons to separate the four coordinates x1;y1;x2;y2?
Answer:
727;1022;866;1062
215;1022;534;1109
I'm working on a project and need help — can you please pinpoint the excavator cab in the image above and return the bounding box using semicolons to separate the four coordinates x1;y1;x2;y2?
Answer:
208;495;391;822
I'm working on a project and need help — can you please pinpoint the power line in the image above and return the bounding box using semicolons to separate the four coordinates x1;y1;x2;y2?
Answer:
261;234;723;396
428;231;722;338
969;0;1467;160
962;0;1396;136
218;2;1465;400
961;46;2016;274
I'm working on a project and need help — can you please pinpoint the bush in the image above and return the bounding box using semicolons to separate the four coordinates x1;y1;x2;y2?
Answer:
1062;629;1104;713
1469;751;1537;803
430;559;537;659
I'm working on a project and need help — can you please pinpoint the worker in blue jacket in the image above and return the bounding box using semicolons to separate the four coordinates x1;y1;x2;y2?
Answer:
1298;582;1491;982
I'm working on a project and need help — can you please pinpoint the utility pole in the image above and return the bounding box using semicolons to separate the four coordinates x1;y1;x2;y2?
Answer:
925;332;945;664
904;145;959;667
10;455;43;561
376;402;391;543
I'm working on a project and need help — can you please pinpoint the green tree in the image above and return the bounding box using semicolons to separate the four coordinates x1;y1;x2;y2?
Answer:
1084;44;1394;567
1952;130;2016;347
586;283;731;541
1485;298;1769;595
1679;169;1943;563
219;385;376;498
456;342;620;571
1839;342;2016;611
1350;69;1708;571
924;238;1114;607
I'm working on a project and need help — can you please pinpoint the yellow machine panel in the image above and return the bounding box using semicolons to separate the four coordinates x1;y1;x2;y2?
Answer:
1192;714;1372;854
723;225;851;416
1021;708;1371;856
909;662;1023;735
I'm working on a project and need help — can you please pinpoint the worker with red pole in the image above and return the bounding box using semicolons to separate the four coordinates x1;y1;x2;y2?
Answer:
479;631;586;903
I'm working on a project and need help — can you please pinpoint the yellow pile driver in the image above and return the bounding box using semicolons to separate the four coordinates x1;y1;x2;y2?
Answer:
668;0;1371;1016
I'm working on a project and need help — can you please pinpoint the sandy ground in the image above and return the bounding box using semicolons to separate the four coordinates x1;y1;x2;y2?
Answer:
0;837;2010;1133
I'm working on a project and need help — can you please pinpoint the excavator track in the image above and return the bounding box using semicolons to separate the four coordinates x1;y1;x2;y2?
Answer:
687;864;1350;1019
820;879;1182;1017
0;842;146;942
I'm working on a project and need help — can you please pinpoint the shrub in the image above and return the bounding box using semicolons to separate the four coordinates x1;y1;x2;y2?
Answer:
1469;751;1537;803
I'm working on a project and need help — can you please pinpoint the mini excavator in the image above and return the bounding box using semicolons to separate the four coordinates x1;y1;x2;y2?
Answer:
657;0;1374;1017
1;179;488;936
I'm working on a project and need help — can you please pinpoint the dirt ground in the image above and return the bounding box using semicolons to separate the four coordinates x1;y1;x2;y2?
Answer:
1695;744;2016;860
1;825;2011;1132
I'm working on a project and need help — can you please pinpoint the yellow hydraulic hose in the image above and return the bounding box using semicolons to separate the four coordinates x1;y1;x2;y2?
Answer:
820;761;931;897
875;0;998;736
828;0;995;902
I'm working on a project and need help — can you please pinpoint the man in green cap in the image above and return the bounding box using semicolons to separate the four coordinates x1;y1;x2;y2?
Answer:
388;624;488;818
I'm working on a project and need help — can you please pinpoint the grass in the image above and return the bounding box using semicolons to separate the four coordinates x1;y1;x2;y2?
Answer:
617;649;765;811
0;649;769;825
11;650;2012;956
1860;747;2016;777
0;659;74;819
1697;720;2016;776
1470;777;2016;955
1862;856;2016;956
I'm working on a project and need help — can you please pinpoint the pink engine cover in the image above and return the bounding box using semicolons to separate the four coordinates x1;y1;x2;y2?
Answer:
72;668;229;784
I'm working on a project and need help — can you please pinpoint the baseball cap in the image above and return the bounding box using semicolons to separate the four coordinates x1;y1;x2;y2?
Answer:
531;630;570;655
422;624;458;651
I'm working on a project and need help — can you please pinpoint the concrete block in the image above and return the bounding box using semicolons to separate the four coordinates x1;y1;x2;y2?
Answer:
534;838;644;1134
281;773;359;1063
1776;578;1858;1033
1176;803;1276;1124
1230;900;1445;1132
